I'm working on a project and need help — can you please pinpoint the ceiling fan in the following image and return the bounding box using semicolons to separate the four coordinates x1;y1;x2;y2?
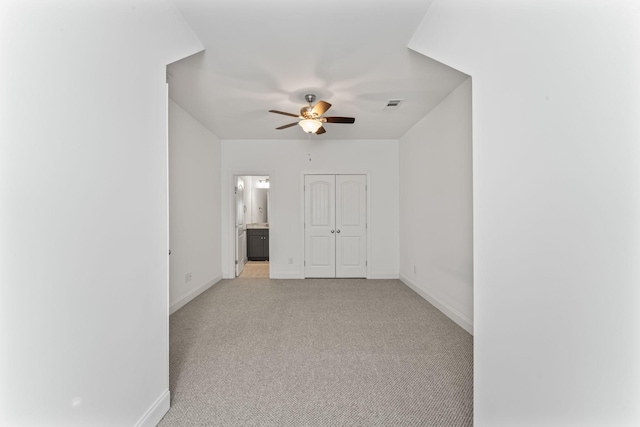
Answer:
269;94;355;135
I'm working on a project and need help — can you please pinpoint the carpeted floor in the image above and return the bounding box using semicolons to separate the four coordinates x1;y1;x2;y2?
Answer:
159;278;473;426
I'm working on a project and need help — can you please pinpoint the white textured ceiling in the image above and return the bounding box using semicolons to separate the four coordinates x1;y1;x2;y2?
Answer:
168;0;468;140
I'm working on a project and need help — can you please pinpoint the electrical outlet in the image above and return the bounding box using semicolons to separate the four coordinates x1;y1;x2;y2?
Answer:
185;272;192;282
288;257;293;264
413;265;416;274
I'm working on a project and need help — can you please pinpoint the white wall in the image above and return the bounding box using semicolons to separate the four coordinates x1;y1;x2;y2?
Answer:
169;99;221;314
399;77;473;334
0;2;202;426
221;139;399;279
410;0;640;425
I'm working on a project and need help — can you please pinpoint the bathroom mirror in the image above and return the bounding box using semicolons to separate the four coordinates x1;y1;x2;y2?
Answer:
251;188;269;224
235;182;244;226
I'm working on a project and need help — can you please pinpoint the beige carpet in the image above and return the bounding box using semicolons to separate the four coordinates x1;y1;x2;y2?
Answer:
239;261;269;278
159;278;473;426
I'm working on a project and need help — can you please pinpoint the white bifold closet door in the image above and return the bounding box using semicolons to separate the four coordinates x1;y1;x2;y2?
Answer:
304;174;367;278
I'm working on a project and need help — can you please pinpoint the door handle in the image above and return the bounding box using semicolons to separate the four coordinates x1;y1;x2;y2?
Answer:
331;230;335;233
336;229;341;233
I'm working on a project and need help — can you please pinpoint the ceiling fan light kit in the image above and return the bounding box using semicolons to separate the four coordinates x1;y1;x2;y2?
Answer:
299;119;323;134
269;93;355;135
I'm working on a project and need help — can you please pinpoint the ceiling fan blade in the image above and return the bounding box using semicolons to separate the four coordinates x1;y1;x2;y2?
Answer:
311;101;331;117
324;116;355;124
276;122;298;130
269;110;300;118
315;126;326;135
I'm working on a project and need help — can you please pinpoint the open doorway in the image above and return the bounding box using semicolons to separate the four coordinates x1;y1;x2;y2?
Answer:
234;175;270;278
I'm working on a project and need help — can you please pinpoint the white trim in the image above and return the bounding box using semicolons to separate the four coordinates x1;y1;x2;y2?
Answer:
399;274;474;335
164;82;171;400
169;275;222;315
225;171;273;279
134;388;170;427
368;273;400;279
366;172;372;280
270;272;305;279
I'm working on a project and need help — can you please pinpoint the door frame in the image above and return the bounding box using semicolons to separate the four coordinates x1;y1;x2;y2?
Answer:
225;171;272;279
234;178;246;277
301;171;371;279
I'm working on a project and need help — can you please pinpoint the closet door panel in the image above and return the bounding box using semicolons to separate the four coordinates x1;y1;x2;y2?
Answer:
335;175;367;278
304;175;336;278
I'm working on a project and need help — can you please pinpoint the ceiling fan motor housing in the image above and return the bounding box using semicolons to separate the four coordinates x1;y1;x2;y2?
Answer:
301;94;318;118
300;106;315;119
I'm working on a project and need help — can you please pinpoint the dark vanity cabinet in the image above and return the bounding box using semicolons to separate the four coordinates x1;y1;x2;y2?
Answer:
247;229;269;261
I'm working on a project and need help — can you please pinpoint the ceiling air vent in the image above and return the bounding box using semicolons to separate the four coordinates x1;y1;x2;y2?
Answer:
385;99;403;109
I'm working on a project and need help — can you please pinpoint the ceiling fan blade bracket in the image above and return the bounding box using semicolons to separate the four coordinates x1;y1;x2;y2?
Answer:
300;106;314;119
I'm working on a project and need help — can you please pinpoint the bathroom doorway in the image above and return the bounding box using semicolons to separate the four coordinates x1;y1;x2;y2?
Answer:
234;175;270;278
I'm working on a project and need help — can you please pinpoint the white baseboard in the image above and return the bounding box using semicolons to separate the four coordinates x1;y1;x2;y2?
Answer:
170;274;222;315
135;388;170;427
271;272;305;279
367;273;400;279
271;273;398;279
281;273;399;279
399;274;473;335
